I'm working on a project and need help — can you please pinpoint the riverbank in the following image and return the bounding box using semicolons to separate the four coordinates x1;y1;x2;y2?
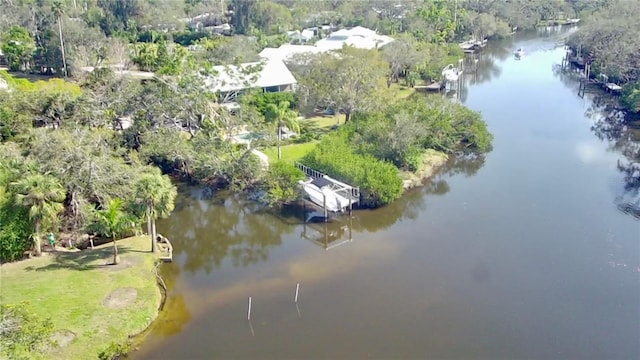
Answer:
0;236;161;359
400;149;449;189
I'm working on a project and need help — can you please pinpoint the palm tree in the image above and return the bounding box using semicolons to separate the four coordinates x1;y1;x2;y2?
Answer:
93;198;136;265
134;173;177;253
11;173;65;256
51;0;67;77
265;101;300;160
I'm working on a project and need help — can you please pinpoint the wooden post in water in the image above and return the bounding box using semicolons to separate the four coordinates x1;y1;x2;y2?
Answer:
294;283;300;303
322;192;328;222
247;297;252;320
348;189;352;215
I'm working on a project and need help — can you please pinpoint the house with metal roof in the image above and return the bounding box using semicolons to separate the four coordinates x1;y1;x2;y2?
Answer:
203;58;297;103
315;26;394;51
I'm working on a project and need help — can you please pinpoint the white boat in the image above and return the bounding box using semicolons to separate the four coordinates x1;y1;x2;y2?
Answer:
515;48;524;57
442;64;462;82
299;177;348;212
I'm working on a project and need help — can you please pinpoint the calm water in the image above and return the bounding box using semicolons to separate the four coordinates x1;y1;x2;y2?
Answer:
135;29;640;359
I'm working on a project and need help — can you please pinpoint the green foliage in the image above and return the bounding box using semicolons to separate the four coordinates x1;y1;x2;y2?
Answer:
568;0;640;83
303;129;404;208
0;190;32;262
241;91;298;117
294;48;387;121
1;26;36;71
97;341;130;360
622;80;640;113
262;161;305;207
0;303;54;360
90;198;137;240
355;97;492;161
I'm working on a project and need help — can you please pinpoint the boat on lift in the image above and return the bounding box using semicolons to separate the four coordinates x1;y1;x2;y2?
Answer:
441;64;462;82
299;177;348;212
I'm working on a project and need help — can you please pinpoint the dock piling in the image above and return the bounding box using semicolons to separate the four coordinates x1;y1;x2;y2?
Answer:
247;297;252;320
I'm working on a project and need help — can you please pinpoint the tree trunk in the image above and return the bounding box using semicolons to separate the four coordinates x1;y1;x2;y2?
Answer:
148;218;156;253
151;218;158;253
277;126;282;160
112;237;120;265
345;112;351;123
57;17;67;77
34;220;42;256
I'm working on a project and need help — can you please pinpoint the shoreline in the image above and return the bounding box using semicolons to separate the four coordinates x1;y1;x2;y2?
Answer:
401;149;449;190
0;236;162;359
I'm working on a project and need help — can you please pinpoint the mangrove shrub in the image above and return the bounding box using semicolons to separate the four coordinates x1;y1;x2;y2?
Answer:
262;161;306;207
302;130;403;208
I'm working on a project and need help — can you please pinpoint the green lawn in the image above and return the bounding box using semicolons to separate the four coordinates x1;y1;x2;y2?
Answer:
389;83;417;100
304;115;342;128
263;141;318;163
0;236;161;359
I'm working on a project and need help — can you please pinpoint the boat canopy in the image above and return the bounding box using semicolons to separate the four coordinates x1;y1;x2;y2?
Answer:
311;177;333;188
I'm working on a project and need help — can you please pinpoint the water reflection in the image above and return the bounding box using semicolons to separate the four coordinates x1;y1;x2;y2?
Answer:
162;189;294;273
588;96;640;220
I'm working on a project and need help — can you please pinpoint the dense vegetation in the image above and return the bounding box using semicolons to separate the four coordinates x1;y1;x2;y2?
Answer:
567;0;640;112
5;0;605;260
303;97;492;207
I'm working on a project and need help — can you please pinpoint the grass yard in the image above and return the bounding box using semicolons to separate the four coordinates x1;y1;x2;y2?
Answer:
263;141;318;163
304;114;342;128
0;236;161;359
389;83;417;100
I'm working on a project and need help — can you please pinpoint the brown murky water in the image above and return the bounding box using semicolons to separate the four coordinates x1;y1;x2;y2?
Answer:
135;29;640;359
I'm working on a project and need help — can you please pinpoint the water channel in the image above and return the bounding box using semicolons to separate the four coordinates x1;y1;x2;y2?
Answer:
135;28;640;359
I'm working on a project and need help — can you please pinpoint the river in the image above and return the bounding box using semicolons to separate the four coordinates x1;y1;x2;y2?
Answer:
134;29;640;359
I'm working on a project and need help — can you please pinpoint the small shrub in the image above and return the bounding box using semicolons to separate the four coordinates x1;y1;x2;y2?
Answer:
262;161;306;206
302;130;403;207
0;303;54;360
98;341;130;360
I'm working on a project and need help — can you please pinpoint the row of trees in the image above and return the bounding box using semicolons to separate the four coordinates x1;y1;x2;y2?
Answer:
567;0;640;112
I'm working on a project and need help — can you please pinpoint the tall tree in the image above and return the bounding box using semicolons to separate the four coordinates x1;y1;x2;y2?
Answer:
51;0;68;77
2;26;36;71
93;198;136;265
11;173;65;256
265;100;300;160
295;47;387;122
134;172;177;253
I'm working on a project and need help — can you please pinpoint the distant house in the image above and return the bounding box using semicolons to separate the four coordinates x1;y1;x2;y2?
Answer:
287;28;316;43
259;44;324;63
315;26;394;51
204;59;297;102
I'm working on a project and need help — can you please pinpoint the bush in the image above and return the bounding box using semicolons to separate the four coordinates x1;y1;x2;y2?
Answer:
262;161;306;206
0;195;32;262
0;303;54;360
621;80;640;113
98;341;130;360
241;91;298;117
302;130;403;208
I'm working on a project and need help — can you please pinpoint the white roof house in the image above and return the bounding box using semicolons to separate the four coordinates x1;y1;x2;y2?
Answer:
315;26;394;51
259;44;325;63
204;59;297;96
259;26;394;64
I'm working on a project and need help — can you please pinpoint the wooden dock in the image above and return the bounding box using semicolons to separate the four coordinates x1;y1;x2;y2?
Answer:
156;234;173;262
415;82;445;92
459;38;487;54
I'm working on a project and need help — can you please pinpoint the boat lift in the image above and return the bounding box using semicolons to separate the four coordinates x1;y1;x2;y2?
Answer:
295;162;360;222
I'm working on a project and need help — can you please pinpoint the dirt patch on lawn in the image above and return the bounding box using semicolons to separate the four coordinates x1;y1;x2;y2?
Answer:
102;257;142;271
50;329;76;348
103;287;138;309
